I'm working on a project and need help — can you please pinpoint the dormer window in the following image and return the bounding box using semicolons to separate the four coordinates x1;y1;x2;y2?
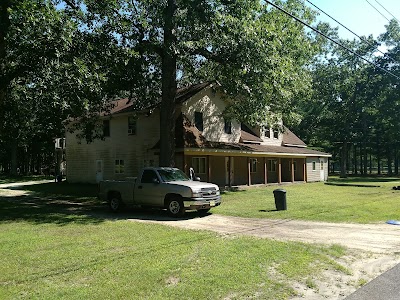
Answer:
264;126;271;138
195;111;203;131
224;119;232;134
273;128;279;139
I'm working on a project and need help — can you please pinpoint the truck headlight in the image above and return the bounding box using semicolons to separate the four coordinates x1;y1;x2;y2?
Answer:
192;191;202;198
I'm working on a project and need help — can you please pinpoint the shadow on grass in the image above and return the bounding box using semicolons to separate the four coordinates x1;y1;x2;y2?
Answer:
11;182;99;197
328;176;400;183
0;194;107;225
0;182;211;225
0;175;50;185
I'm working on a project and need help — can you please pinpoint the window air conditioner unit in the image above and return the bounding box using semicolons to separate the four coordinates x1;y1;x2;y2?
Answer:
55;138;65;149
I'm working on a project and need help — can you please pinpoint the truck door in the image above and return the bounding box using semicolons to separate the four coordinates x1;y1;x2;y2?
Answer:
135;169;163;206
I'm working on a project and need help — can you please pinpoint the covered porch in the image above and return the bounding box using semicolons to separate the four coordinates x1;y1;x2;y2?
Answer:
176;152;307;187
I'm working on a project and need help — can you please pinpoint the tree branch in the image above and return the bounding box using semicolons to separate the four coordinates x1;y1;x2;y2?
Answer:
63;0;78;10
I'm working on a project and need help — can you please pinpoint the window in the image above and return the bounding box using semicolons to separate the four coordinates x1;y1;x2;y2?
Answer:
128;116;137;135
115;159;124;174
192;157;206;174
320;161;324;170
264;126;271;138
250;158;257;173
141;169;158;183
195;111;203;131
224;119;232;134
268;159;277;172
273;128;279;139
158;169;190;182
103;120;110;137
312;161;316;171
143;159;155;167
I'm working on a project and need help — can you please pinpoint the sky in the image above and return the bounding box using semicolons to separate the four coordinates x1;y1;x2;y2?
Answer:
304;0;400;40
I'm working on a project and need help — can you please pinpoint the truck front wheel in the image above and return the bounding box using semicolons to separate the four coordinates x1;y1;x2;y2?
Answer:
167;198;185;217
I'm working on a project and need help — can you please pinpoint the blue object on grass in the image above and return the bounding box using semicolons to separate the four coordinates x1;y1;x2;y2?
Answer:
386;220;400;225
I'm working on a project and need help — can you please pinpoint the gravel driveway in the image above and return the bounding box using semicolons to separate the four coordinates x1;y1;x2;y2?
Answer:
130;214;400;253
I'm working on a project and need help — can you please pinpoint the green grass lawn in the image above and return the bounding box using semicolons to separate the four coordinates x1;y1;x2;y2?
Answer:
214;177;400;223
0;218;347;300
1;176;398;299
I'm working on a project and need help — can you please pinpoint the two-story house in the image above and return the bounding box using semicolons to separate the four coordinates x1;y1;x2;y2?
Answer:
65;82;331;185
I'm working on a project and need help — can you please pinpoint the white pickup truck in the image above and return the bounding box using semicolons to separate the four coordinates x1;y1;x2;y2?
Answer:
98;167;221;217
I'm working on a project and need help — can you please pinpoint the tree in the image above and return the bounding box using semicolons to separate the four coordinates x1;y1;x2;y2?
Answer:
295;36;377;177
0;0;111;174
63;0;323;166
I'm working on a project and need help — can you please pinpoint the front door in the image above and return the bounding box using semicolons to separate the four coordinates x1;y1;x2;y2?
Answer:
225;157;230;185
95;160;103;183
320;159;325;181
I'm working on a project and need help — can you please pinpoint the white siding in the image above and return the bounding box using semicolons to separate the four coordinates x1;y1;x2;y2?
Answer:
306;157;328;182
181;88;241;143
66;111;160;183
258;121;283;146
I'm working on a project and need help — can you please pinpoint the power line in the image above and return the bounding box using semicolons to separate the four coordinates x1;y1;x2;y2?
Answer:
374;0;400;24
264;0;400;81
365;0;391;22
305;0;396;63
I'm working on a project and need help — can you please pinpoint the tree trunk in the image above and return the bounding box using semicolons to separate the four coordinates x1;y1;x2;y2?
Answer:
354;144;358;175
159;0;177;167
395;146;398;175
340;141;347;178
369;153;372;174
10;141;18;176
388;148;393;176
0;1;11;109
377;150;381;175
363;143;367;175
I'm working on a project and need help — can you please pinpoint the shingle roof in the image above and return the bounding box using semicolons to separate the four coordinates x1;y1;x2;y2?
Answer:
282;127;306;147
240;124;263;143
152;113;330;157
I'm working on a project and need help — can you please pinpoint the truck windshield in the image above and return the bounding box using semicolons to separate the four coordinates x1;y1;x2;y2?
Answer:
158;169;190;182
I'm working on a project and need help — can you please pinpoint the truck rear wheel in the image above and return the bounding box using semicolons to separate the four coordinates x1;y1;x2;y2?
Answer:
109;194;122;212
167;198;185;217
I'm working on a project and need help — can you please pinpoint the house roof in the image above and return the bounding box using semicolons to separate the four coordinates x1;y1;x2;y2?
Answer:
104;81;215;116
282;127;306;147
175;81;215;104
240;124;263;143
152;113;330;157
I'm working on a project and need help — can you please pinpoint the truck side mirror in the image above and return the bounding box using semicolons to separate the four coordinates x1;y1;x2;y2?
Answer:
152;178;160;184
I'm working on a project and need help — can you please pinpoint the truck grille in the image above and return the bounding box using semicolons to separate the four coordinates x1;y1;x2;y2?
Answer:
200;187;217;198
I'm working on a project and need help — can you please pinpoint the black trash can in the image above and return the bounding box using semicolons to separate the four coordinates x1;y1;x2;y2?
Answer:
273;189;287;211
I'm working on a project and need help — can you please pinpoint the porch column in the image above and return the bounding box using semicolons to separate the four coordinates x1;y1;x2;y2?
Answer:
183;154;187;174
303;158;307;183
228;156;232;187
207;155;211;182
291;158;295;183
247;157;251;186
264;157;268;184
278;158;282;184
